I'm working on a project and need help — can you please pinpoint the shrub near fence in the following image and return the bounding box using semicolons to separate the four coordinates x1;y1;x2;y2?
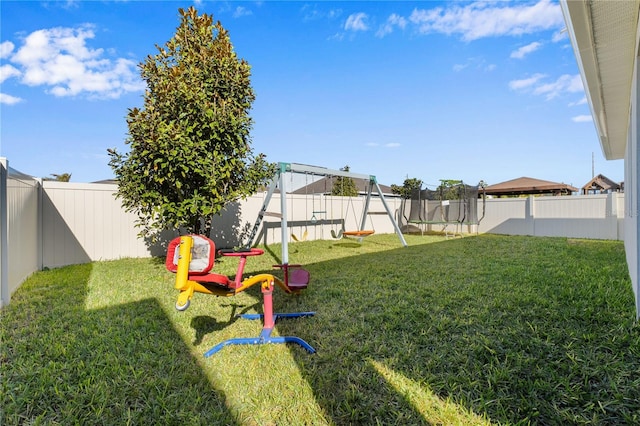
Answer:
0;156;625;307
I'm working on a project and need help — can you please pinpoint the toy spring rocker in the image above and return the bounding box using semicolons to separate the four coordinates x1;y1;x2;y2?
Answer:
166;235;315;356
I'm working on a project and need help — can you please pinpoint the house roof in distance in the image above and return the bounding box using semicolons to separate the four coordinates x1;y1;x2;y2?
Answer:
484;177;578;197
291;176;394;196
581;174;622;193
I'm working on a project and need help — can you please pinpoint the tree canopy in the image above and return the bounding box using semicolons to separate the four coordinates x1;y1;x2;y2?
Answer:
108;7;275;238
331;166;359;197
44;173;72;182
436;179;464;200
391;177;423;199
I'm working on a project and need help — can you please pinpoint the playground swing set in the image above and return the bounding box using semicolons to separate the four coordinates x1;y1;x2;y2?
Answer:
247;163;407;249
327;174;376;239
165;162;407;356
291;173;328;242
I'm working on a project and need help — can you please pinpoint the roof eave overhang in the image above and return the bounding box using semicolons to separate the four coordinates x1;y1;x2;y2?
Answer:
561;0;640;161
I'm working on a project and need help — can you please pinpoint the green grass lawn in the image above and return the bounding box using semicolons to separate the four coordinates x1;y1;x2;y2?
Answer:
1;234;639;425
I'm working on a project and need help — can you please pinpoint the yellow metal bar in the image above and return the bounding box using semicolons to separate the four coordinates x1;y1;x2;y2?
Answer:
232;273;276;294
174;236;193;291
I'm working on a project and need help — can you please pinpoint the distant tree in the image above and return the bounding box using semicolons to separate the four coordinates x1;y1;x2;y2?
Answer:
331;165;359;197
44;173;71;182
108;7;275;239
391;177;423;199
436;179;464;199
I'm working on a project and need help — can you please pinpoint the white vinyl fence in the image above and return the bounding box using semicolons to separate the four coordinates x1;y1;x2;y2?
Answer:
1;159;40;307
0;156;625;307
477;193;623;240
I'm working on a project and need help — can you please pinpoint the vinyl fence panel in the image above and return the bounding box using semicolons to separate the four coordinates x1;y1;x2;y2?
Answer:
0;167;627;308
42;182;152;268
0;158;40;306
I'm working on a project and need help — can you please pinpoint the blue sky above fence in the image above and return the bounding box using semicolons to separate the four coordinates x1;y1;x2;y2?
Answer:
0;0;623;188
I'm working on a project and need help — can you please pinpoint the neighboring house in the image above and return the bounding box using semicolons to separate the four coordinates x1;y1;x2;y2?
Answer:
291;177;397;197
484;177;578;198
92;179;118;185
561;0;640;318
581;174;623;195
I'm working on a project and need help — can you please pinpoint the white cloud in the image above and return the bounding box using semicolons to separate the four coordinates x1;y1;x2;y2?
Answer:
508;73;546;91
345;12;369;32
0;93;23;105
533;74;583;100
233;6;252;18
569;96;588;107
0;41;15;58
376;13;408;38
6;25;143;99
0;64;21;83
552;29;568;42
301;4;323;22
454;57;497;73
409;0;563;41
572;115;593;123
511;41;542;59
366;142;401;148
328;9;343;20
510;73;583;101
301;5;342;22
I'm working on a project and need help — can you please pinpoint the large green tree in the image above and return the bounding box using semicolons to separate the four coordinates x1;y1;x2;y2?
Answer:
108;7;275;238
331;165;359;197
436;179;464;200
391;177;423;199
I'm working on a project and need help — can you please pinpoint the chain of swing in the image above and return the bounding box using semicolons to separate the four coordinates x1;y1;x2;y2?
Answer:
290;172;375;242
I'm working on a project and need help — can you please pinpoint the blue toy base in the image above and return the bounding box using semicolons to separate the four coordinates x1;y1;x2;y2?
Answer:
204;312;316;357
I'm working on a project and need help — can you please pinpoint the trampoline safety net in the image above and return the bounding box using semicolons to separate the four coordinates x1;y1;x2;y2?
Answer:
405;184;483;225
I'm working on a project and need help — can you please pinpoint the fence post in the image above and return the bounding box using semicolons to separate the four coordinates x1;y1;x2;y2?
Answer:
606;192;620;240
527;195;535;236
36;178;43;270
0;158;8;307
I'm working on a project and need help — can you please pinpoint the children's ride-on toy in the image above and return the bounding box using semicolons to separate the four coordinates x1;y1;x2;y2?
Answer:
165;235;315;356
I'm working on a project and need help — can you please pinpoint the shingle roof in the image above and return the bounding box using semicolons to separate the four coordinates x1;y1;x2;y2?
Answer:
291;176;394;196
581;174;621;193
484;177;578;197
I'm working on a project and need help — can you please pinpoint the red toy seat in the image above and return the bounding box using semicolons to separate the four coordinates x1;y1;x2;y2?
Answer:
288;269;310;290
166;235;215;275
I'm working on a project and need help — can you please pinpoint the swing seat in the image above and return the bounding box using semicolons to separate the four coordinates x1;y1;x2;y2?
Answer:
291;230;308;242
288;269;310;290
342;230;375;237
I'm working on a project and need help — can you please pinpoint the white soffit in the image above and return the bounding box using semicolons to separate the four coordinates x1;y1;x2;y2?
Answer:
562;1;639;160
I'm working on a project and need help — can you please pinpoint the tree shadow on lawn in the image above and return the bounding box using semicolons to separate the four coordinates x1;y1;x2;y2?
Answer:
274;235;640;425
0;262;238;425
191;301;260;345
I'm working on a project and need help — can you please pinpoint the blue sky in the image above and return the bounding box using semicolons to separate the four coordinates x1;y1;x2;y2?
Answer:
0;0;624;189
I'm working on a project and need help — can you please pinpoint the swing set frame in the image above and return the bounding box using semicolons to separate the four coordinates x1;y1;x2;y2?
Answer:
245;162;407;265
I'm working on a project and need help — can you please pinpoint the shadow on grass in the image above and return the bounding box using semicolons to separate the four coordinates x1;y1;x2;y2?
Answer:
272;235;640;425
4;235;640;425
0;263;238;425
190;301;259;345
